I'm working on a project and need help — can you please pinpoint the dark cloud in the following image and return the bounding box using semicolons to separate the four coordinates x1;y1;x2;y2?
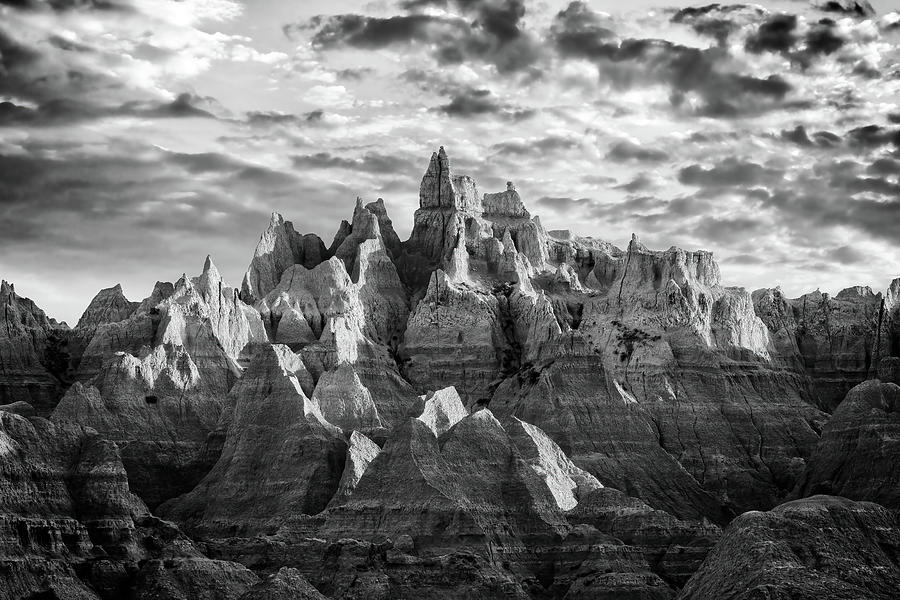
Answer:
742;13;845;68
679;158;784;188
813;130;842;146
550;1;617;59
0;144;362;283
745;14;797;54
694;215;766;242
536;196;592;212
805;21;845;55
825;245;867;264
0;0;131;11
245;109;325;126
757;153;900;247
291;152;417;175
615;173;658;192
438;87;532;119
582;174;617;186
490;135;578;156
724;253;766;265
846;125;900;148
335;67;374;81
587;195;666;220
299;0;542;73
671;4;766;46
868;158;900;176
606;140;668;163
781;125;814;146
549;3;799;118
816;1;876;18
0;94;217;126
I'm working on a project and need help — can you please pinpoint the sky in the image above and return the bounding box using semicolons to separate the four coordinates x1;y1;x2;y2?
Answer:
1;0;899;324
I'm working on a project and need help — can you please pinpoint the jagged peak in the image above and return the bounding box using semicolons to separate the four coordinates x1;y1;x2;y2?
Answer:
1;280;13;295
887;278;900;310
628;233;648;254
174;273;192;293
483;181;530;218
836;285;877;300
268;211;285;228
200;255;221;282
416;387;468;437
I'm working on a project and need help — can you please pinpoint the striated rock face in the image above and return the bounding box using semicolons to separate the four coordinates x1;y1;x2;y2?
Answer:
752;285;890;412
569;487;721;589
506;417;603;511
76;284;139;333
414;386;468;436
160;344;347;535
0;280;69;415
239;567;326;600
0;407;255;600
679;496;900;600
322;408;570;549
329;430;381;508
795;375;900;509
51;258;266;508
241;213;328;304
401;270;505;405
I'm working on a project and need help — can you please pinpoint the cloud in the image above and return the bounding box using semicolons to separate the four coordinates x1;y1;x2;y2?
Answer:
0;94;219;126
490;136;578;156
536;196;591;213
846;125;900;148
245;109;326;126
679;158;784;188
438;87;532;118
816;1;876;18
826;245;868;264
0;0;276;129
724;253;767;266
615;173;660;192
671;4;766;46
606;140;668;163
299;0;542;73
694;215;767;243
745;14;798;54
781;125;814;146
291;152;417;175
549;3;800;118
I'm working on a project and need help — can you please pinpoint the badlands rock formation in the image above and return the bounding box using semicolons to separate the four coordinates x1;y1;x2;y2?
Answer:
794;365;900;509
679;496;900;599
2;146;900;599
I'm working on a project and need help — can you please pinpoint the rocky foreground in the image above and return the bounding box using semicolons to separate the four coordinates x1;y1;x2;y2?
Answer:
2;147;900;599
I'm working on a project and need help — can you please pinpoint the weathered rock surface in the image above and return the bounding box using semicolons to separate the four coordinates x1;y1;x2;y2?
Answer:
678;496;900;600
7;145;900;599
76;284;139;333
160;344;347;535
0;280;70;415
753;285;890;411
51;258;266;508
239;567;327;600
795;374;900;509
241;213;328;304
329;430;381;508
322;409;570;551
0;408;256;600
